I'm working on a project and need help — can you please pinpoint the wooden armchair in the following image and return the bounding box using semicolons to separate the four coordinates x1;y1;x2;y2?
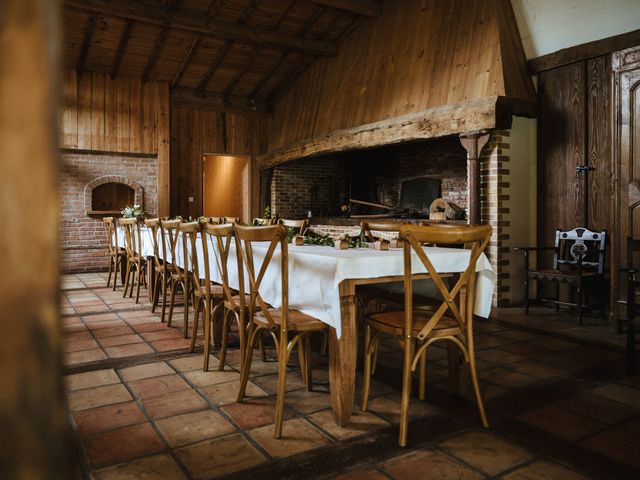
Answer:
515;227;607;325
102;216;126;290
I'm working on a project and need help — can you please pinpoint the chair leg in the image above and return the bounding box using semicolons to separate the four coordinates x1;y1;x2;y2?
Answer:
204;301;214;371
107;256;113;288
183;284;191;339
418;344;427;401
319;331;328;356
468;351;489;428
298;337;307;386
258;333;267;361
361;324;373;412
555;283;560;312
398;337;413;447
122;261;131;298
274;336;288;439
151;273;160;312
237;327;258;402
189;298;201;353
167;279;177;326
576;284;583;325
160;275;168;323
135;262;142;304
218;307;231;371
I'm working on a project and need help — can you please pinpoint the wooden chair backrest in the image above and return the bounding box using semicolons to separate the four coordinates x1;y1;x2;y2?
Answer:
103;216;118;255
160;219;181;266
553;227;606;274
224;217;241;224
280;218;308;235
144;218;164;270
202;223;243;309
119;217;142;259
179;221;201;288
234;224;288;331
252;217;275;226
399;224;492;342
360;220;403;241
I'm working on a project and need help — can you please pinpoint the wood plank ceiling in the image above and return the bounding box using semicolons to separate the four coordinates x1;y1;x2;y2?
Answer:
63;0;381;112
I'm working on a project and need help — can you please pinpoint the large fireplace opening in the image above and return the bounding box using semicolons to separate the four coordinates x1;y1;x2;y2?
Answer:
90;182;135;214
270;135;468;221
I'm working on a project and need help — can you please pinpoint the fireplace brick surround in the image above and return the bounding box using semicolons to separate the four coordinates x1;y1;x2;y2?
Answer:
61;151;157;273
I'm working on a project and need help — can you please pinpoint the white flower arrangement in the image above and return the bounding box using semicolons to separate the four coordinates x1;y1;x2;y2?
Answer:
121;204;144;219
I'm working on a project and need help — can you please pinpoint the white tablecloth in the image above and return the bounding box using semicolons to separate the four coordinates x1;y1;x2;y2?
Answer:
117;227;496;338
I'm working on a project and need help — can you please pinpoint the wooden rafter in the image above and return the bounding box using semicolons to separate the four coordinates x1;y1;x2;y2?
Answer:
221;0;297;98
141;26;169;83
76;12;97;75
222;48;260;97
206;0;225;17
198;39;233;92
249;51;288;98
171;35;200;88
111;19;131;79
309;0;380;17
65;0;337;56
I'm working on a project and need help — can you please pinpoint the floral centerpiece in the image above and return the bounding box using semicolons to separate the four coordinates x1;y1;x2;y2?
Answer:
121;204;144;219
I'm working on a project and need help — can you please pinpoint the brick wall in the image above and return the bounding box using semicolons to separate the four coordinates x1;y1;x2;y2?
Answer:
480;130;511;307
61;151;158;273
271;136;468;219
271;158;347;218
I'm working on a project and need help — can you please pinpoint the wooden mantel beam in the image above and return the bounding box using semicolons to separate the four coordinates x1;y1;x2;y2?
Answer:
309;0;381;17
65;0;338;56
257;96;521;168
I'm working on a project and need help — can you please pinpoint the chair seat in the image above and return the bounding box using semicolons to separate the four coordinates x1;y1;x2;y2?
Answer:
254;309;327;332
527;269;599;284
367;310;461;338
193;283;224;298
224;293;251;310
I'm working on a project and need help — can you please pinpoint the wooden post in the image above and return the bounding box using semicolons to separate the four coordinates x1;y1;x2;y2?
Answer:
0;0;74;476
460;132;491;224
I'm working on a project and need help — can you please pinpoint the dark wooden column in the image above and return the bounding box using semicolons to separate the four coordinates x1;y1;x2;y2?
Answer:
0;0;74;477
460;132;491;224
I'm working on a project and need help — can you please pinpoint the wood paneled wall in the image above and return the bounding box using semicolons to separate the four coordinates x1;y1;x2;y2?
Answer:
267;0;534;152
537;56;612;246
170;105;266;218
60;69;170;216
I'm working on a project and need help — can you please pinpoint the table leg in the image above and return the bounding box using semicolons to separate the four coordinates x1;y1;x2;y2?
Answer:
329;281;358;427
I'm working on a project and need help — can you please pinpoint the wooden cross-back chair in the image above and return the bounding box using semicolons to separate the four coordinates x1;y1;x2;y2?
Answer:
360;220;402;242
201;223;249;372
361;223;492;447
145;218;174;323
516;227;607;324
119;217;148;303
279;218;309;235
234;224;328;438
180;221;224;352
165;219;191;336
103;216;126;290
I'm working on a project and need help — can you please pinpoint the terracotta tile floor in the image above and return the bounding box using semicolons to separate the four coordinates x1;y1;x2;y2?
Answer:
62;273;640;479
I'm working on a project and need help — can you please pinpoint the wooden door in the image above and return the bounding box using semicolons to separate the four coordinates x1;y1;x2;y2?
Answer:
614;47;640;319
202;154;249;220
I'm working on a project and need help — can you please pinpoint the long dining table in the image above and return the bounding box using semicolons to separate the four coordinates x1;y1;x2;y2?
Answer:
119;225;496;426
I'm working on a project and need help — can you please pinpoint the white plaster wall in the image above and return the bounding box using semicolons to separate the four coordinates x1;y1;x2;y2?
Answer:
505;116;537;304
511;0;640;59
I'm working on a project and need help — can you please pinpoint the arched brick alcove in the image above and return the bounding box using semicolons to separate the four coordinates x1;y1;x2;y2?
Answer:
84;175;144;214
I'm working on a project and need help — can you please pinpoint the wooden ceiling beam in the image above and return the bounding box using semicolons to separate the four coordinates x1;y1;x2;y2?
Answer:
250;51;288;98
308;0;380;17
257;96;513;168
197;39;233;92
171;87;268;114
171;35;200;88
111;19;131;79
141;26;169;83
222;47;260;97
65;0;337;56
76;12;96;75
